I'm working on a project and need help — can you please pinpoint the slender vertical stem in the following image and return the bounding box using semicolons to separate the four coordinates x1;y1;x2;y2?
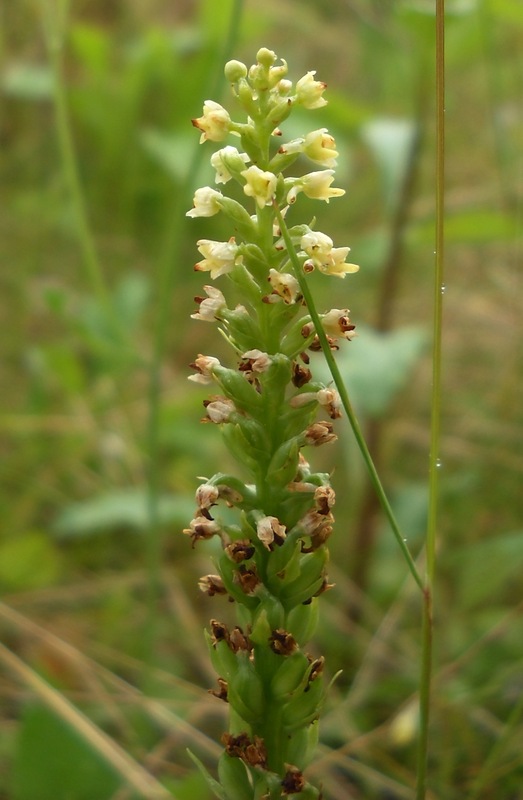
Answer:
40;0;113;321
416;2;445;797
143;0;245;685
274;205;423;592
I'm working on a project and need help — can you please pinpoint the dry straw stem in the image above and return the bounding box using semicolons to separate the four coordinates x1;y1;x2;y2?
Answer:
0;640;173;800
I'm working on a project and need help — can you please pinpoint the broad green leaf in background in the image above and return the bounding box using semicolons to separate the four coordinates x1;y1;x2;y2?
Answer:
361;118;417;211
141;128;196;182
319;325;427;418
12;704;121;800
53;489;195;539
1;63;54;100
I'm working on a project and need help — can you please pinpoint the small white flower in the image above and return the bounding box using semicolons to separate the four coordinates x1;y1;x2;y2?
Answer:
211;146;250;184
301;230;335;259
303;128;338;167
241;165;278;208
191;285;227;322
205;397;236;424
241;349;272;373
268;269;300;304
195;483;220;509
189;355;221;385
195;237;242;279
186;187;223;218
295;71;327;109
256;515;286;550
300;231;359;278
287;170;345;204
192;100;231;144
290;392;318;409
317;388;342;419
320;309;357;339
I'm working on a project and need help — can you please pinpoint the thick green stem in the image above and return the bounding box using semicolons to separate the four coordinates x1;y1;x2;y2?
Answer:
274;205;424;592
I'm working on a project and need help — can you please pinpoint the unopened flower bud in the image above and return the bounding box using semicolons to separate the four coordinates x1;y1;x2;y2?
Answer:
224;59;247;82
211;146;250;185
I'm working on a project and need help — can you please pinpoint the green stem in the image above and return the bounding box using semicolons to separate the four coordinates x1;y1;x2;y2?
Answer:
40;0;114;323
274;204;423;592
143;0;245;685
416;2;445;797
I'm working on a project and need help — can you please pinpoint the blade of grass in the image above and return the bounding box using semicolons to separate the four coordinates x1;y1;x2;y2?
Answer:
38;0;115;327
0;642;173;800
416;1;445;797
274;203;423;592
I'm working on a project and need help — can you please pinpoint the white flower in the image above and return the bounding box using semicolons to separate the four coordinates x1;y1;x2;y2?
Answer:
211;146;250;184
300;231;359;278
186;187;223;218
192;100;231;143
241;165;278;208
303;129;338;167
191;285;227;322
204;396;236;424
301;230;335;259
287;170;345;204
241;349;272;373
195;483;220;509
195;237;242;279
268;268;300;304
295;71;327;109
317;388;342;419
320;309;357;339
290;388;342;419
188;355;221;385
256;515;286;550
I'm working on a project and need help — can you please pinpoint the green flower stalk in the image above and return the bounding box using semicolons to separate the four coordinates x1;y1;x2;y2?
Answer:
184;48;359;800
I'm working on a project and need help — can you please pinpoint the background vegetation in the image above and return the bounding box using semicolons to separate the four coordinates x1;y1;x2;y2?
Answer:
0;1;522;798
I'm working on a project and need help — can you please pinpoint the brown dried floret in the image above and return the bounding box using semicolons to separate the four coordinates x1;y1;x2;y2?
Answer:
269;629;298;656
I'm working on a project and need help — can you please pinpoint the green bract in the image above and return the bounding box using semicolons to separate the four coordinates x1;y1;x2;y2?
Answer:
185;47;359;800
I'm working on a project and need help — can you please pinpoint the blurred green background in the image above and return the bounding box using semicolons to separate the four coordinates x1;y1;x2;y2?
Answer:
1;1;522;798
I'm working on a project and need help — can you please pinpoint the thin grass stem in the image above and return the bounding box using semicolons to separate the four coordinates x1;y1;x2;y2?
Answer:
39;0;114;323
0;642;172;800
274;204;423;592
416;2;445;797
